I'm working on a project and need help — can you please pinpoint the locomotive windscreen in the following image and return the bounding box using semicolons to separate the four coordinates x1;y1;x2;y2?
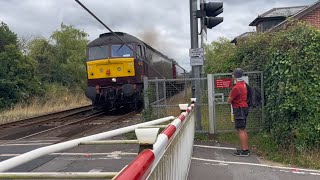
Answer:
111;44;134;57
88;45;109;61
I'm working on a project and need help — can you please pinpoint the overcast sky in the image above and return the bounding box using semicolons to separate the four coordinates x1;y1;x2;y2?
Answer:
0;0;315;70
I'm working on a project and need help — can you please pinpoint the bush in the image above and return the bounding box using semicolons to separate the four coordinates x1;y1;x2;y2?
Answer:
205;21;320;151
204;37;237;73
264;23;320;151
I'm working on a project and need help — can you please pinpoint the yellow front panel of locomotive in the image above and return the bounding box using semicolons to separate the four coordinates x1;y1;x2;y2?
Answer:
86;58;135;79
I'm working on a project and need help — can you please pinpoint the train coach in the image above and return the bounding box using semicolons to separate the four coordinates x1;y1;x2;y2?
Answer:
85;32;186;110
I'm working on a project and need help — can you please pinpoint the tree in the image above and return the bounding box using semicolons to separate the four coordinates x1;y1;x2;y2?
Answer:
0;22;40;109
28;23;89;89
204;37;237;73
0;22;17;53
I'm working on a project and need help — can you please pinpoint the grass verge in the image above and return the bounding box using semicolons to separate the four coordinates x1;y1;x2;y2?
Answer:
0;84;91;125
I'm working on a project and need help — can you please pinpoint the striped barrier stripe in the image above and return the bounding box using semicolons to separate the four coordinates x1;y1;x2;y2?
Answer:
115;103;195;180
114;149;155;180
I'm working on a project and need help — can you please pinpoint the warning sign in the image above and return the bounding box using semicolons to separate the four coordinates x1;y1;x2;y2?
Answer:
216;78;233;88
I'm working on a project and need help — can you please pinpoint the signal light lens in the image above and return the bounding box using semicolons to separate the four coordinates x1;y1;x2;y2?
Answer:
106;69;110;75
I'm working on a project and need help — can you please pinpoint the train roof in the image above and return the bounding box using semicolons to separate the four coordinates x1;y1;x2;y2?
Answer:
88;32;142;47
88;32;187;72
89;32;169;59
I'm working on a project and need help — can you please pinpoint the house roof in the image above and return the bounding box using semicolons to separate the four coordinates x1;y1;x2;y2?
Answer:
269;1;320;32
231;32;255;44
249;6;307;26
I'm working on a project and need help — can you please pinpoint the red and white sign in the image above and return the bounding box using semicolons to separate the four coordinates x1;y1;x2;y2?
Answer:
215;78;233;88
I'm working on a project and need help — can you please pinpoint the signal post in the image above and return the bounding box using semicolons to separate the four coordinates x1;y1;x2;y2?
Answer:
189;0;223;130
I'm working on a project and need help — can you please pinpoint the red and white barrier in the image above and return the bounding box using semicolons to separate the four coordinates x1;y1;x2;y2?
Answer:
115;102;196;180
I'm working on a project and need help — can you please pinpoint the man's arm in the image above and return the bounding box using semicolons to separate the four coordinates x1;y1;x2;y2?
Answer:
227;96;233;104
228;87;238;104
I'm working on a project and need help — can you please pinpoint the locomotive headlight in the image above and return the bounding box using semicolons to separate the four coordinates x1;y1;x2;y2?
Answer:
112;78;117;82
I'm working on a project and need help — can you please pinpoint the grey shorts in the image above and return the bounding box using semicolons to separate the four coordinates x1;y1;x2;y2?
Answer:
233;107;249;129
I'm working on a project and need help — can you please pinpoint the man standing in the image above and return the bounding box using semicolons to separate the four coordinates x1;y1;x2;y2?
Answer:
227;68;250;156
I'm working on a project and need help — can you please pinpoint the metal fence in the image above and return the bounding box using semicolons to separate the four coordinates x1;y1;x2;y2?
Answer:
115;102;196;180
208;71;264;134
144;77;209;131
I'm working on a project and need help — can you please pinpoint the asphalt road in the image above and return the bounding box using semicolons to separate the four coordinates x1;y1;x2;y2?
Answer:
0;137;138;174
188;142;320;180
0;138;319;179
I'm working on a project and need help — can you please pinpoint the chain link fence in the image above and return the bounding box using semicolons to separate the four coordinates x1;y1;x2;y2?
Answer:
143;77;209;131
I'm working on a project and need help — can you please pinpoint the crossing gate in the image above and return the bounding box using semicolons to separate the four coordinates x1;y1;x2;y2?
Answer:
207;71;265;134
143;77;209;131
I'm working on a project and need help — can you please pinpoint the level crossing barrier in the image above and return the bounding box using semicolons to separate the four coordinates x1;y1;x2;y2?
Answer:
114;100;196;180
0;99;196;179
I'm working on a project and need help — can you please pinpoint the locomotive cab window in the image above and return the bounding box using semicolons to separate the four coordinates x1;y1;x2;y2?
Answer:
137;45;142;58
111;44;134;57
88;45;109;61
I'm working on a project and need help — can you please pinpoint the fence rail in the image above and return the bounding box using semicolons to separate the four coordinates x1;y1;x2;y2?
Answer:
114;101;195;180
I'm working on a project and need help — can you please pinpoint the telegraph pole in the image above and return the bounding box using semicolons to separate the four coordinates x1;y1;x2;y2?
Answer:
190;0;202;130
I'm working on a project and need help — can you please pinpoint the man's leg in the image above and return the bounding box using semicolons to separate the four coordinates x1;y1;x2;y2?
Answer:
234;120;250;156
238;128;248;150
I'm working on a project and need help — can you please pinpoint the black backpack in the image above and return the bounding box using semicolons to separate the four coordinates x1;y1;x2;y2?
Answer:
246;83;262;108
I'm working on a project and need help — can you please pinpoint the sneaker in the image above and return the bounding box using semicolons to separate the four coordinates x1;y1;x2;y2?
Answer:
233;150;250;157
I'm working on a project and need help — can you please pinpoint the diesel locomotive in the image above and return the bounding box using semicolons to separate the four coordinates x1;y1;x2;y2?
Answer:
85;32;186;110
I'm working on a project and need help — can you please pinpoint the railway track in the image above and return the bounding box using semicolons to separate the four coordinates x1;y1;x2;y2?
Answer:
0;106;138;145
0;105;97;142
0;105;94;129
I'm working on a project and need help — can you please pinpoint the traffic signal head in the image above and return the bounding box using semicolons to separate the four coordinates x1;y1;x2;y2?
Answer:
204;2;223;17
205;17;223;29
197;1;223;29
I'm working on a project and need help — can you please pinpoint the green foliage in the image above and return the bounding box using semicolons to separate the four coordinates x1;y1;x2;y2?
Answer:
0;22;17;53
29;23;88;89
204;37;237;73
206;21;320;151
234;33;271;71
0;22;41;109
0;22;89;110
264;23;320;151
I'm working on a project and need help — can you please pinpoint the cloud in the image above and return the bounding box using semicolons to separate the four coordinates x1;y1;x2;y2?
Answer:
0;0;315;71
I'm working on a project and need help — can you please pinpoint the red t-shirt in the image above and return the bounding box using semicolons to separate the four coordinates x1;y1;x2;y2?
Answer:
229;81;248;108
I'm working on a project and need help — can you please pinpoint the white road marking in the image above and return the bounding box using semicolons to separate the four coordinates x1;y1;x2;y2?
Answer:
309;173;320;176
52;152;138;156
194;144;236;150
0;154;21;157
0;152;138;157
0;143;52;146
192;157;320;173
89;169;102;172
280;170;290;173
8;139;58;143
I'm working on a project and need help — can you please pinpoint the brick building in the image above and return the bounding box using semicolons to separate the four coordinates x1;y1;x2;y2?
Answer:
231;1;320;44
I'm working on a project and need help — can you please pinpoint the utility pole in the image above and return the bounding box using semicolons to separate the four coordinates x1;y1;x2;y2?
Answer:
190;0;202;131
